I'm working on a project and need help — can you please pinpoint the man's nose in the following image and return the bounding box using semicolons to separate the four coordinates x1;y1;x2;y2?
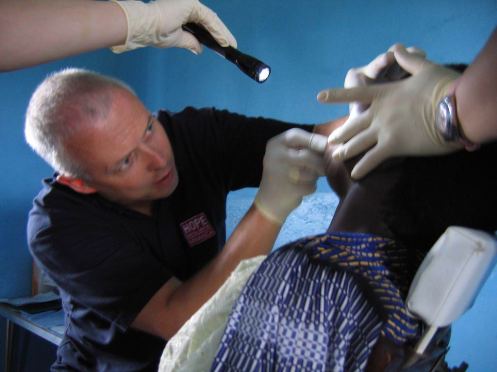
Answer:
142;145;167;170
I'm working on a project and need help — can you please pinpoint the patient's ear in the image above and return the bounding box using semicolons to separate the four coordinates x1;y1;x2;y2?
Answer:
56;175;97;194
324;148;352;199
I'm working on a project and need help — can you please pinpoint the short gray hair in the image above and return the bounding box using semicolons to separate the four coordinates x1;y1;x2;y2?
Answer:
24;68;134;178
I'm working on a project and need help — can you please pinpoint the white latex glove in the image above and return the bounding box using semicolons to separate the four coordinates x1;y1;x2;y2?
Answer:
254;128;328;224
345;45;426;117
111;0;237;54
317;44;462;180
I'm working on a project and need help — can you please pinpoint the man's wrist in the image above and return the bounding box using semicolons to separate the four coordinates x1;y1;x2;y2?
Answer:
253;198;285;226
451;79;480;151
435;79;480;151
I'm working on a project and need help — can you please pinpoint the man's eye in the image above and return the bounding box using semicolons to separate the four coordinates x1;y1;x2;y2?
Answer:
119;154;134;171
145;120;154;134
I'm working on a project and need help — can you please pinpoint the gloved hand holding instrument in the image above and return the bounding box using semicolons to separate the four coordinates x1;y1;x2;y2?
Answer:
254;129;327;224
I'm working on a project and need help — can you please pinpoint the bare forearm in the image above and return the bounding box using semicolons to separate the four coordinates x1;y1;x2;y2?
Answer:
0;0;126;71
163;205;280;336
455;27;497;144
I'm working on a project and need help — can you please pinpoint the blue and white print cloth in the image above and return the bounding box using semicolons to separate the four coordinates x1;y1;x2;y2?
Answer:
211;232;420;372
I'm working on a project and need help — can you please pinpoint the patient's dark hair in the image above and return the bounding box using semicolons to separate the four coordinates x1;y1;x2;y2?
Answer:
384;141;497;255
381;63;497;254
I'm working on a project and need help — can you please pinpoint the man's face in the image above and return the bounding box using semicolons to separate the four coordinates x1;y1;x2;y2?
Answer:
65;88;178;214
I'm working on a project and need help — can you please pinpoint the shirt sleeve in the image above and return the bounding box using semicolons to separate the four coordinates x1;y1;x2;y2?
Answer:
28;198;172;331
164;107;314;191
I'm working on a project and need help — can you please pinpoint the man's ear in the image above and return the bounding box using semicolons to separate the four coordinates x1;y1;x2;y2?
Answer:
56;175;97;194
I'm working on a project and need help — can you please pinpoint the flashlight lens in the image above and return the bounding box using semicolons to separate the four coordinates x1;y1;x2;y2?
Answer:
257;67;271;82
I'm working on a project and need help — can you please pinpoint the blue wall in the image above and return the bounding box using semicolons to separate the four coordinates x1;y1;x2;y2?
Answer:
0;0;495;370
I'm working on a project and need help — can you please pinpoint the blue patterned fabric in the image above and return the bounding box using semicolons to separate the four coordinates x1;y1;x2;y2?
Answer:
304;232;419;344
211;232;420;371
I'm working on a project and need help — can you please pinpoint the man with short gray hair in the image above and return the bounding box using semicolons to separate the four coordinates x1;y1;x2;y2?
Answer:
25;68;330;370
25;68;133;178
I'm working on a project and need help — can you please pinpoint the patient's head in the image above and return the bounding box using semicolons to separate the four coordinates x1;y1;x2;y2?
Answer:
323;62;497;252
325;142;497;254
383;143;497;253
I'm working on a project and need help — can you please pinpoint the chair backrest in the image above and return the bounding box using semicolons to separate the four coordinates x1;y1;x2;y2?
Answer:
406;226;497;355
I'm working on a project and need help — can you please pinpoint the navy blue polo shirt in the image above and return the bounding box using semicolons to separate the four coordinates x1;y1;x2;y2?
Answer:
27;107;312;371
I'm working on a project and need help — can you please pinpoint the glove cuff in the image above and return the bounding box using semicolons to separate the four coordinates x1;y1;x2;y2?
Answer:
253;194;286;226
110;0;159;53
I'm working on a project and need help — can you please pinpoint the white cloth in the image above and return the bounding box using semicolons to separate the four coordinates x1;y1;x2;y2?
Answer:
158;255;265;372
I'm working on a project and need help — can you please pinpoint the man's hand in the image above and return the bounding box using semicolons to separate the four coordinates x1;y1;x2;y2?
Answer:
317;44;462;179
254;129;327;224
342;45;425;117
111;0;237;54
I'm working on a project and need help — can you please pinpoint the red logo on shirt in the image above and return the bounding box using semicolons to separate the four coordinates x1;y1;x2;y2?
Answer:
180;213;216;247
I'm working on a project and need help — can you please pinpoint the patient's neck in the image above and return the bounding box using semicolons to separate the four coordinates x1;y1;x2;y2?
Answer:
328;163;401;239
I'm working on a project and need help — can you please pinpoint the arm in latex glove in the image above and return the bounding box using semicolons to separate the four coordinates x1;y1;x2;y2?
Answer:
254;129;328;224
112;0;237;53
317;44;462;179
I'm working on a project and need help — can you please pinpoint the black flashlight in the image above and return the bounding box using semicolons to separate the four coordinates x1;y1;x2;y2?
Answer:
182;23;271;83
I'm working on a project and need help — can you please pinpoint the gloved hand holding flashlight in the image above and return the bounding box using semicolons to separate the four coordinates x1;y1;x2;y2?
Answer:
254;129;327;225
317;44;463;180
111;0;237;54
